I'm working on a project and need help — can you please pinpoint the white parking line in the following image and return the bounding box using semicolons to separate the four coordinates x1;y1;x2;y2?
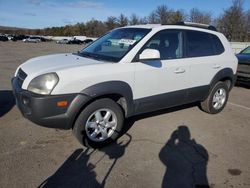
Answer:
228;102;250;111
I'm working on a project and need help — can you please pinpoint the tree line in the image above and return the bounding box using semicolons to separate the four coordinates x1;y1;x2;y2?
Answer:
2;0;250;42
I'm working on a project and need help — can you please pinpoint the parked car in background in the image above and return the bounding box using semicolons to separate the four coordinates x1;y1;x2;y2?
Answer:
40;37;49;42
56;38;93;45
23;37;41;43
0;35;8;41
56;39;69;44
12;35;28;41
82;39;93;45
68;39;83;44
236;46;250;84
5;34;14;40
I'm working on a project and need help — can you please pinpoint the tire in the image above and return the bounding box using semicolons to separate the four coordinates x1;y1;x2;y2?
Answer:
200;81;229;114
73;98;124;148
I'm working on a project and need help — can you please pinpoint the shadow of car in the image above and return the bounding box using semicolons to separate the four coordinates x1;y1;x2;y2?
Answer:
38;133;132;188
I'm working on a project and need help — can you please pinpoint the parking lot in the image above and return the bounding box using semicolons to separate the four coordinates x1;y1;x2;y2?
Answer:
0;41;250;188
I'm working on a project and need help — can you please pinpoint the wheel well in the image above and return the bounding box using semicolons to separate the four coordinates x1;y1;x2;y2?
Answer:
94;94;128;116
71;94;128;129
220;77;232;89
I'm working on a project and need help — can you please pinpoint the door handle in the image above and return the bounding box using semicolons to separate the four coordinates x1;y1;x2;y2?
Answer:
213;64;221;69
174;68;185;74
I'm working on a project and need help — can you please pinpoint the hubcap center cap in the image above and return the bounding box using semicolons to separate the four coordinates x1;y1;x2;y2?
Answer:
97;121;105;127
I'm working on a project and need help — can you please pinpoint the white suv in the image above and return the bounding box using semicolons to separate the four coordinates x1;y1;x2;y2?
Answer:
12;22;238;147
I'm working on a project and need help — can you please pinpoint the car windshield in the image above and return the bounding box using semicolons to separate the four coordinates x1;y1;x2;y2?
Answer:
79;28;151;62
240;46;250;55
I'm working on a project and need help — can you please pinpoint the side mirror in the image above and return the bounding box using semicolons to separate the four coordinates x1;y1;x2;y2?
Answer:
139;49;160;61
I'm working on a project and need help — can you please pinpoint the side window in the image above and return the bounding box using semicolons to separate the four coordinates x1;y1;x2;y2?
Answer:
142;30;183;60
211;35;225;55
186;30;224;57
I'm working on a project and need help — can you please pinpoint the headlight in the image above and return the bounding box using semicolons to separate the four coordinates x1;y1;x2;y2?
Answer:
28;73;59;95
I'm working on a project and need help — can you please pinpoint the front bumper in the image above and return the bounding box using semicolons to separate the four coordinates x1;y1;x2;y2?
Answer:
12;77;91;129
237;72;250;83
237;63;250;83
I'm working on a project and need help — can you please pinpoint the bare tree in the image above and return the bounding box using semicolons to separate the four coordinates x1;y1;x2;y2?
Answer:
189;8;212;24
139;16;148;24
84;19;107;37
118;14;128;27
170;10;186;23
77;23;86;35
105;16;118;30
3;0;249;41
217;0;246;41
129;14;140;25
148;11;159;24
155;5;174;24
245;10;250;41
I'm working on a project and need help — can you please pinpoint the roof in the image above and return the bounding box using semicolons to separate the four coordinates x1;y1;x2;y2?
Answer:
123;22;218;32
124;24;162;29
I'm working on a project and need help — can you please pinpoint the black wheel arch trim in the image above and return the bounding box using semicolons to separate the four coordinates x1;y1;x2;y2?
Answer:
80;81;134;117
66;93;93;129
210;68;236;91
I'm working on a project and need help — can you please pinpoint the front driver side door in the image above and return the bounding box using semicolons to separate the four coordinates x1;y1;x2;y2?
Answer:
133;29;190;114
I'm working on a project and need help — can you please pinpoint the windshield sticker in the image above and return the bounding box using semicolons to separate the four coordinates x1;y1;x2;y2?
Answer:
119;39;136;45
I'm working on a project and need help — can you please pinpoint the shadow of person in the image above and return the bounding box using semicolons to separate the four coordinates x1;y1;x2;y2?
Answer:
38;133;132;188
38;148;101;188
159;126;209;188
0;90;15;117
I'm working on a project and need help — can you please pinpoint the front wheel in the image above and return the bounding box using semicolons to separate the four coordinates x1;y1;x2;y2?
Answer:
200;81;229;114
73;98;124;148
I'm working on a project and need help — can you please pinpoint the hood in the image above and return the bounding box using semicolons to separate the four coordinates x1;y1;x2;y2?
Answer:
19;53;106;75
236;54;250;64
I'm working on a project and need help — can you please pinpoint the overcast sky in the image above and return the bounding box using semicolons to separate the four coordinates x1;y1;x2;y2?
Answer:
0;0;249;28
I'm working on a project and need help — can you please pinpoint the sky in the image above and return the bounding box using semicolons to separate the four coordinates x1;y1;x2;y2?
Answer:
0;0;250;29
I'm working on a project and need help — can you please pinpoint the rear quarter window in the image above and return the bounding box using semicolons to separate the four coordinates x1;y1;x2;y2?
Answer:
185;30;224;58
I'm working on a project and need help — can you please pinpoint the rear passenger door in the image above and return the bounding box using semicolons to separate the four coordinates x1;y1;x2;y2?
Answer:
134;30;190;114
183;30;225;102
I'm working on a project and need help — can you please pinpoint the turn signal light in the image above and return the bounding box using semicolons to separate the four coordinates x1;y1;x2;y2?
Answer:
57;101;68;107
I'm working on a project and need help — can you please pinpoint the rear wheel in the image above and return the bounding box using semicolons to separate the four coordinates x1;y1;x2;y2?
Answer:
200;81;229;114
73;98;124;148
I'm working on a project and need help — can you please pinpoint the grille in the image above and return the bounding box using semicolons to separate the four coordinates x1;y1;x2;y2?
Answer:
17;68;27;87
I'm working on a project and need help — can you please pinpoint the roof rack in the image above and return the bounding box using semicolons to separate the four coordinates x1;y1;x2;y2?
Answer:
171;22;217;31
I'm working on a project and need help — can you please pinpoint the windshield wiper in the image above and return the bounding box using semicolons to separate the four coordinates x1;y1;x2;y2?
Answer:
76;52;96;59
82;52;114;62
74;51;116;62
